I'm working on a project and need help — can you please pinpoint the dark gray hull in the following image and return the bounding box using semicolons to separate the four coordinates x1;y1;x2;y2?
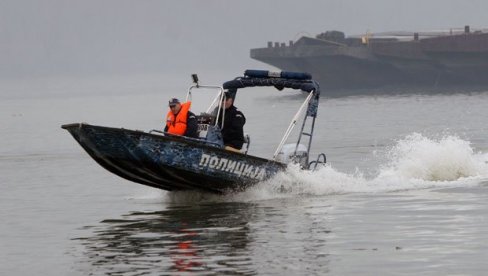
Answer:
62;123;285;194
253;55;405;90
251;31;488;94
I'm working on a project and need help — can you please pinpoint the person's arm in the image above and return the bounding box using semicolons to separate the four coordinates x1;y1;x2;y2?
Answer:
185;112;199;138
226;113;245;149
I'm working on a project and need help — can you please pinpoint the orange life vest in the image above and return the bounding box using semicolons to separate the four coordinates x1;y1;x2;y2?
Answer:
166;101;191;136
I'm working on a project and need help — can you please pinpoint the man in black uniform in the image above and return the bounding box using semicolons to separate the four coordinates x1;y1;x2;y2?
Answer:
215;92;246;151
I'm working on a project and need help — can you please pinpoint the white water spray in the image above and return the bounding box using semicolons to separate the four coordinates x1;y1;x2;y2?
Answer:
379;133;487;181
162;133;488;203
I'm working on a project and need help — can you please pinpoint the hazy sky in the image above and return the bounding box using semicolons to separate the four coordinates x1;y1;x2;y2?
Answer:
2;0;488;79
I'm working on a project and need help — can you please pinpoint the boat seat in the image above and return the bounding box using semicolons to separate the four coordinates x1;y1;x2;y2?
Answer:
225;146;242;153
224;134;250;154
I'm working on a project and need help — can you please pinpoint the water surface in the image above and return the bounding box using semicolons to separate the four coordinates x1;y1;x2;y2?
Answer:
1;74;488;275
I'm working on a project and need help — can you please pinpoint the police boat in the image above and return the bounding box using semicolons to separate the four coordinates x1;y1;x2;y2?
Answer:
62;70;326;194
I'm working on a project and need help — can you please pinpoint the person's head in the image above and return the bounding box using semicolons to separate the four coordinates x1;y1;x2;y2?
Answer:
168;98;181;114
222;91;234;109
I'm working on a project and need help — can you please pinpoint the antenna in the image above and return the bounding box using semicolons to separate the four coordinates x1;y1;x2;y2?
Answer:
191;74;199;87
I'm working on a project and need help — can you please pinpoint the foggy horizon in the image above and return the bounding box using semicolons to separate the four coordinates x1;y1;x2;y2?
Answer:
2;0;488;79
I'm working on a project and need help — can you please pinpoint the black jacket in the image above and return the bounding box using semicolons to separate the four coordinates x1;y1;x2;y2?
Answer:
164;110;198;138
216;105;246;149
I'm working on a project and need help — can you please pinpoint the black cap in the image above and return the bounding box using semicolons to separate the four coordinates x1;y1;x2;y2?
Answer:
168;98;180;106
224;91;234;99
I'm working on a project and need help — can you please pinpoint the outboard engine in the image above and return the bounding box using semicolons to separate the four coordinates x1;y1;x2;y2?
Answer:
197;113;223;147
275;143;309;168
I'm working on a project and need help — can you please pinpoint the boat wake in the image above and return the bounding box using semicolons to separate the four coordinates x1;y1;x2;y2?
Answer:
163;133;488;203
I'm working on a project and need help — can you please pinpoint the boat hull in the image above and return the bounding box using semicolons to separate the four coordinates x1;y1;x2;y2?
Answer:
251;31;488;93
62;123;286;194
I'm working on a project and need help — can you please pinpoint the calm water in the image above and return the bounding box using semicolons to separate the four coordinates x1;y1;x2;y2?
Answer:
1;74;488;275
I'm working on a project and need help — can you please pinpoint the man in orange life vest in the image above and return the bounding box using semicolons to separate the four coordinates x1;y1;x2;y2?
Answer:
164;98;198;138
